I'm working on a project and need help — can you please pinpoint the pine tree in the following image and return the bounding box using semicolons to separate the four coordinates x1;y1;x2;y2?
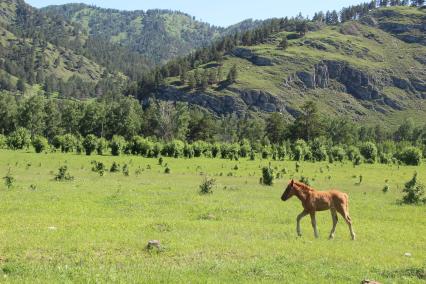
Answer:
188;73;196;90
227;65;238;84
201;70;209;90
17;78;26;93
278;37;289;50
179;68;187;85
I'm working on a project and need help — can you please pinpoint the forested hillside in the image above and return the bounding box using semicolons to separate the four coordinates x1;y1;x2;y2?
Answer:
141;3;426;126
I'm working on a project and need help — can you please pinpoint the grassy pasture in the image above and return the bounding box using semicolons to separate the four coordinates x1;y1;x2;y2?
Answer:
0;150;425;283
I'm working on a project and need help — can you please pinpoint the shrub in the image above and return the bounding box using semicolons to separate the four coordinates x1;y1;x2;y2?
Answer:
261;166;274;186
97;138;108;155
402;173;425;205
3;169;15;189
383;184;390;193
32;136;48;153
91;161;106;176
239;139;251;158
164;166;171;174
311;141;327;162
184;143;194;158
130;136;153;156
111;135;126;156
0;134;6;149
397;147;422;166
347;146;361;161
277;144;287;161
7;128;31;150
82;135;98;156
330;146;346;162
52;135;63;150
199;177;215;194
163;140;185;158
55;166;74;181
360;142;377;163
110;162;121;173
300;176;312;186
61;134;77;153
75;136;84;154
122;164;130;176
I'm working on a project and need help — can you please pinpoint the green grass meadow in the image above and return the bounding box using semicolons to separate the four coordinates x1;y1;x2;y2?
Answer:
0;150;425;283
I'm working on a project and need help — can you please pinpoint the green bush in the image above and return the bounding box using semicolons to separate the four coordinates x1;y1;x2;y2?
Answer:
52;135;63;150
97;138;108;155
199;177;215;194
261;167;274;186
61;134;77;153
110;162;121;173
0;134;6;149
32;136;49;153
310;138;327;162
239;140;251;158
3;169;15;189
330;146;346;162
91;160;106;176
110;135;126;156
55;166;74;181
83;135;98;156
402;173;425;205
7;128;31;150
397;147;422;166
360;142;377;163
130;136;153;156
163;140;185;158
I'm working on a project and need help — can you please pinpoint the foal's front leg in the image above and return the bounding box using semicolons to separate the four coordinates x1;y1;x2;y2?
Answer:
296;211;309;237
310;212;319;238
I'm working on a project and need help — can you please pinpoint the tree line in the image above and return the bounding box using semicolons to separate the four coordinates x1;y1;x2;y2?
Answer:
0;93;424;164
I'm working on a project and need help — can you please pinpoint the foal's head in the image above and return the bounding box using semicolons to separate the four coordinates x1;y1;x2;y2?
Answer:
281;179;297;201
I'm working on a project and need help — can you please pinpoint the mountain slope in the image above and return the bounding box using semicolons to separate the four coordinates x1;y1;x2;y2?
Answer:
154;6;426;126
40;4;223;65
0;0;129;97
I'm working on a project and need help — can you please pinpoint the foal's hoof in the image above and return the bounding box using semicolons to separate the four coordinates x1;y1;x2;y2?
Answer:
329;235;335;240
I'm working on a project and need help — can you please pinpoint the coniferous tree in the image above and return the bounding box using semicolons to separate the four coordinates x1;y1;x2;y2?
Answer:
278;37;289;50
17;78;26;93
227;65;238;84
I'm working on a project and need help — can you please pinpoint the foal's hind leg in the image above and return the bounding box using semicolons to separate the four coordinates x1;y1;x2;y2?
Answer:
336;205;356;240
329;208;338;240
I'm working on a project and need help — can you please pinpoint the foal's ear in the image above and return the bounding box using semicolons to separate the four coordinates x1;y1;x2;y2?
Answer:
290;179;294;186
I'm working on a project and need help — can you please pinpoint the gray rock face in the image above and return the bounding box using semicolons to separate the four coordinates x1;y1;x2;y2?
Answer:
231;48;274;66
151;86;289;115
288;60;412;110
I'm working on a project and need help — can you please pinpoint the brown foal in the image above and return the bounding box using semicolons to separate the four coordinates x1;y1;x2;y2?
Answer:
281;180;356;240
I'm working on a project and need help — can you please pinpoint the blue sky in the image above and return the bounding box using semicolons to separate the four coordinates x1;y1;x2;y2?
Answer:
27;0;369;27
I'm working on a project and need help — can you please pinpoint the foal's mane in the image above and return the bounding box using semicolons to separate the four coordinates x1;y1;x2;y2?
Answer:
294;181;315;192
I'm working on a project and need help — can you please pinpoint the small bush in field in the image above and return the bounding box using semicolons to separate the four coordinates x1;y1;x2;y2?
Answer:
159;157;164;166
261;167;274;186
55;166;74;181
401;173;425;205
122;164;130;176
110;162;121;173
3;169;15;189
383;184;390;193
91;161;106;176
164;167;171;174
300;176;312;186
199;177;215;194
